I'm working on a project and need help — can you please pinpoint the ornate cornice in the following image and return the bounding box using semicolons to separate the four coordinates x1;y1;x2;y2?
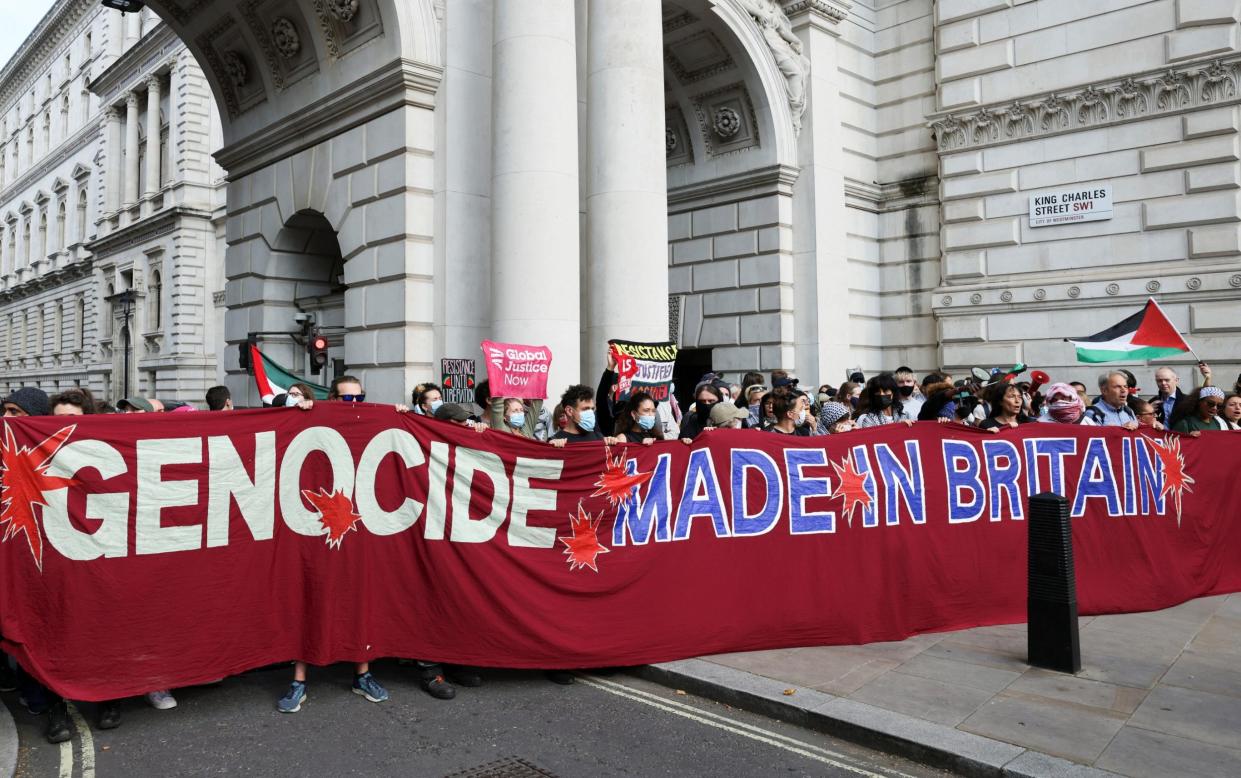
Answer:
930;56;1241;153
781;0;849;23
0;0;95;112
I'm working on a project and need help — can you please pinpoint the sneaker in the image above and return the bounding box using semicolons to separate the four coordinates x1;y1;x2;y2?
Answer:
277;681;306;713
352;672;389;703
545;670;576;685
97;701;122;730
146;690;177;710
446;665;483;688
419;674;456;700
44;702;71;744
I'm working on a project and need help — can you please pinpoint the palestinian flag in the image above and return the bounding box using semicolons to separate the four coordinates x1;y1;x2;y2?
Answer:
1068;298;1193;363
251;345;329;402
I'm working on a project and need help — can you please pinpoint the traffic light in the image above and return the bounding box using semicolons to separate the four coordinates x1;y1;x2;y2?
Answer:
308;331;329;375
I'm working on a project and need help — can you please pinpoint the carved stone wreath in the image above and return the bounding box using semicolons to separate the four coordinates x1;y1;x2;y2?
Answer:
1229;274;1241;288
328;0;359;22
1033;288;1046;300
271;17;301;59
1186;277;1202;290
222;51;248;87
1105;283;1120;296
1146;280;1161;293
1000;290;1013;302
712;107;742;139
969;293;982;305
665;126;678;155
1067;286;1081;298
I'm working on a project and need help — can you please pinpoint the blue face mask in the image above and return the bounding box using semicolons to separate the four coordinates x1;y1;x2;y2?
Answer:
429;399;444;414
507;412;526;428
637;414;656;431
578;409;596;431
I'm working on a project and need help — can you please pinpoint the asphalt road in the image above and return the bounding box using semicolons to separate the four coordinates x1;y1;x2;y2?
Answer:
4;663;955;777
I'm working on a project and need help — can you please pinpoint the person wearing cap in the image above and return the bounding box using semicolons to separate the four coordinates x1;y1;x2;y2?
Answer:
1170;386;1230;434
708;401;748;430
117;397;155;413
3;387;50;417
434;402;488;433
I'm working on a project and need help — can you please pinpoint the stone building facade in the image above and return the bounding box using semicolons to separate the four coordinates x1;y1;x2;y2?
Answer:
0;0;226;402
2;0;1238;406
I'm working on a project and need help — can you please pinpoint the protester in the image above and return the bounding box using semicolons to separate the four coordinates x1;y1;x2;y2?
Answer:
1070;381;1089;405
48;389;97;416
1083;372;1138;429
277;375;390;714
835;381;861;410
737;371;764;408
855;374;914;428
678;383;722;442
1170;387;1230;433
743;384;767;427
817;400;855;434
3;387;50;417
894;367;925;418
1041;383;1086;425
614;392;664;444
1150;367;1184;426
491;397;536;437
979;382;1035;431
117;397;155;413
414;384;444;417
916;381;961;424
708;401;749;430
1222;394;1241;430
434;402;489;433
763;392;806;435
1131;399;1165;430
550;385;620;447
205;385;232;411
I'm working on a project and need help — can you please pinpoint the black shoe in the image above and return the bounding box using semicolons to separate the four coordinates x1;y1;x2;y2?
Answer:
0;661;15;692
97;701;121;730
446;666;483;688
545;670;575;685
45;702;71;744
420;674;456;700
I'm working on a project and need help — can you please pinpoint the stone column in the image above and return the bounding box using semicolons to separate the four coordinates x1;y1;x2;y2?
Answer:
143;76;162;201
583;0;669;376
105;106;123;214
491;0;582;392
124;10;141;48
123;91;140;211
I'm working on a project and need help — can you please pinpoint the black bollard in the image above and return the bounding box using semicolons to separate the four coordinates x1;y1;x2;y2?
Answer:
1027;492;1081;673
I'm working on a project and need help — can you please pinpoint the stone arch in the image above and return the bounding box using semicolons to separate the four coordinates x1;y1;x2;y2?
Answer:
136;0;442;148
663;0;802;377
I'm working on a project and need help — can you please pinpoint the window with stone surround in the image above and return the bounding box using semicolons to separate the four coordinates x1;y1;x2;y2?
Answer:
75;296;85;350
76;187;87;243
84;31;92;57
56;200;66;251
102;282;114;338
54;302;63;353
147;268;161;330
38;210;47;261
61;94;69;137
21;220;30;266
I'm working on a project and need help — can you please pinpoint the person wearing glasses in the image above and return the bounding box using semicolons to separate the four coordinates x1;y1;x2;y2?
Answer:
276;374;391;713
1170;386;1231;434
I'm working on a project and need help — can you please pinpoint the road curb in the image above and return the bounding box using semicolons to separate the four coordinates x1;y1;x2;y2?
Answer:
634;659;1118;778
0;698;16;778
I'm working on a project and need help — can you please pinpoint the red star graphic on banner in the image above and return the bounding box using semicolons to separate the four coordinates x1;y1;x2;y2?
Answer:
302;488;362;549
0;424;77;570
1148;436;1195;527
590;449;653;508
559;503;610;573
830;454;872;528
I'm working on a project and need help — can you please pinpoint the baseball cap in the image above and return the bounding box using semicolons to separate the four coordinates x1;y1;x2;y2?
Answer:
117;397;155;413
434;403;472;422
709;402;749;426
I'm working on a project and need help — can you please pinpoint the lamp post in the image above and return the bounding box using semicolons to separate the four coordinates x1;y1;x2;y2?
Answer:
106;289;136;399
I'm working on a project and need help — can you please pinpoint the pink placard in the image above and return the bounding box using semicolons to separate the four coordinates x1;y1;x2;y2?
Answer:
481;340;553;399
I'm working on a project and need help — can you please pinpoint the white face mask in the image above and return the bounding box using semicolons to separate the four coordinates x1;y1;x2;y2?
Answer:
284;394;301;407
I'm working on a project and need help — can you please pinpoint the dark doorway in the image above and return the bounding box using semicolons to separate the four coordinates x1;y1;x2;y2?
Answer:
672;347;713;410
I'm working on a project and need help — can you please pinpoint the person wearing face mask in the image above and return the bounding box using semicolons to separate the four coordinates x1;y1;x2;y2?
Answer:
835;381;861;412
415;385;445;417
742;385;768;427
1041;383;1087;425
855;373;915;428
550;384;622;447
614;391;664;444
488;397;536;437
763;392;806;435
894;367;925;418
679;383;723;442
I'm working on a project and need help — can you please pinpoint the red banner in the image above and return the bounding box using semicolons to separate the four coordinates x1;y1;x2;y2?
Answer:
2;407;1239;701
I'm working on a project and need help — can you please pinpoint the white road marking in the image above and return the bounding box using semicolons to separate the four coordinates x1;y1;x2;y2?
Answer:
579;675;918;778
66;703;95;778
57;734;71;778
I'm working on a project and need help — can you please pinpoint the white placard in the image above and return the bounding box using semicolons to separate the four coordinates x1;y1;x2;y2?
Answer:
1028;184;1113;228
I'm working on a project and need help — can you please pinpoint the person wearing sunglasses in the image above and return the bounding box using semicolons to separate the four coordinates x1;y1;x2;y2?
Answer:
1170;386;1230;434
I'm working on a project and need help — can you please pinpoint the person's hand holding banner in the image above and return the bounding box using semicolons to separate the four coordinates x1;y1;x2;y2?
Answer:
481;340;552;399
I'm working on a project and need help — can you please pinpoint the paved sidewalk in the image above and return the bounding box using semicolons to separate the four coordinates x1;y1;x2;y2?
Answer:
0;698;14;778
642;593;1240;777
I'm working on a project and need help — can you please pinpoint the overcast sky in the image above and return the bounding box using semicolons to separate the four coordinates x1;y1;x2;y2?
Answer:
0;1;57;71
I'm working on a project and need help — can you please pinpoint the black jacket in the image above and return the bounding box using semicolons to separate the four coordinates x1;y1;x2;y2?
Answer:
1148;388;1184;426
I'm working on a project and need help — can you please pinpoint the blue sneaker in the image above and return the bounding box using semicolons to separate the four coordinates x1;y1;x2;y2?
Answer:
277;681;306;713
352;672;388;703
